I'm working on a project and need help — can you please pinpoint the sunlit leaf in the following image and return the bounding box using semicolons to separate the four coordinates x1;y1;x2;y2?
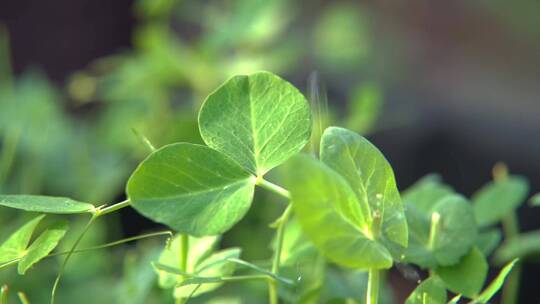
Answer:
405;276;447;304
473;259;519;303
0;195;94;214
476;229;502;256
199;71;311;176
320;126;407;247
287;154;393;269
435;247;487;298
157;235;219;288
472;176;528;227
18;220;69;274
127;143;256;235
0;215;45;264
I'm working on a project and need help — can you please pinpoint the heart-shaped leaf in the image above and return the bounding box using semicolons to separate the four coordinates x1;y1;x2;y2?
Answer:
0;215;45;264
127;143;256;236
320;126;407;247
0;195;94;214
198;71;311;176
405;276;447;304
435;247;487;298
472;176;528;227
18;220;69;274
287;154;393;269
400;178;478;268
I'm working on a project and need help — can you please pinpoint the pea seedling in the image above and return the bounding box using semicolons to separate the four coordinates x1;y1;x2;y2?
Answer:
0;72;523;303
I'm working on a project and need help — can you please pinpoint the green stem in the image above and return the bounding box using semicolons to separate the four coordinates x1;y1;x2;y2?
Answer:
0;231;172;271
256;178;291;200
366;269;380;304
427;212;441;250
501;213;521;304
95;199;131;217
17;292;30;304
0;285;8;304
51;215;97;304
0;128;20;189
256;179;292;304
176;234;190;304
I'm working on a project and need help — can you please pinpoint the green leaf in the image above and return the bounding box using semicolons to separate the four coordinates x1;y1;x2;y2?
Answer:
320;126;407;247
476;229;502;256
530;193;540;207
0;215;45;264
402;175;454;212
405;276;447;304
0;195;94;214
494;230;540;264
127;143;256;236
472;176;528;227
346;82;382;134
435;248;488;298
18;220;69;274
174;248;241;298
400;179;478;268
157;235;219;288
198;71;311;176
473;259;519;303
448;294;462;304
287;154;393;269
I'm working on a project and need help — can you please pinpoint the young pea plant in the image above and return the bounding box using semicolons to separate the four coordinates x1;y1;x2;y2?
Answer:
0;71;522;304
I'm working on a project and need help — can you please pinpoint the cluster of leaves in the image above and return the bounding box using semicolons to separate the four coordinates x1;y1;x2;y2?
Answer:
1;71;535;304
0;1;385;302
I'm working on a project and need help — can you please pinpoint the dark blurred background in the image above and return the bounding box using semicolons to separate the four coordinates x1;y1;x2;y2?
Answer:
0;0;539;303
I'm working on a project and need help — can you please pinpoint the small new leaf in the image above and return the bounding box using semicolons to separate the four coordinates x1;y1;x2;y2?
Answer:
287;154;393;270
0;215;45;264
18;220;69;274
320;126;408;247
405;276;447;304
472;176;528;227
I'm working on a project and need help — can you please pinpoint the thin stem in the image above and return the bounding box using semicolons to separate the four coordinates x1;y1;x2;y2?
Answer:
17;292;30;304
176;234;190;304
366;269;380;304
0;128;20;189
0;285;7;304
256;178;291;200
271;205;293;274
427;212;441;250
501;213;521;304
51;215;97;304
0;231;172;271
95;199;131;217
0;259;18;270
220;275;270;283
256;178;293;304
